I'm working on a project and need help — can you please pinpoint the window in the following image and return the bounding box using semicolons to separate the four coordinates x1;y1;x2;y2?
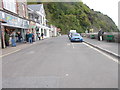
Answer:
3;0;16;13
0;0;2;9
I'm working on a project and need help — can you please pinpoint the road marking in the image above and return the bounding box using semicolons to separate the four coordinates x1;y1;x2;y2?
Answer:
83;42;118;63
71;43;75;48
67;43;71;46
65;74;69;76
72;43;83;45
0;49;21;58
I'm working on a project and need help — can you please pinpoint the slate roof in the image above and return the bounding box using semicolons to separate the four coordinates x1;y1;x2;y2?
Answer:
28;4;42;11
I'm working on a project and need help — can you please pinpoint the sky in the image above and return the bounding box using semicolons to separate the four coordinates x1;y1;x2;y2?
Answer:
82;0;119;26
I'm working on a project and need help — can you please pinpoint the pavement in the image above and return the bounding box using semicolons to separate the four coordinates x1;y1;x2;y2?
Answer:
1;39;50;57
83;37;119;58
2;35;118;88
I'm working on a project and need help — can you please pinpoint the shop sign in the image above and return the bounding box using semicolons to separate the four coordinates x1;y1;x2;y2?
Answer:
0;11;6;22
17;18;23;27
23;20;29;28
3;12;29;28
5;13;16;26
0;11;29;29
29;21;36;29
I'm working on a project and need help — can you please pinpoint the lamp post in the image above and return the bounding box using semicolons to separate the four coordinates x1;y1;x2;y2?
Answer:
0;19;7;49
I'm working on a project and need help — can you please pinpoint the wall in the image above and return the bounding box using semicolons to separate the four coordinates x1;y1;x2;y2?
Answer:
16;0;28;18
0;0;2;10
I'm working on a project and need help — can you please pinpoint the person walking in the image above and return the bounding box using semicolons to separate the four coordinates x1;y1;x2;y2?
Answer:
11;32;16;47
4;30;10;47
41;32;44;40
31;29;35;42
98;28;104;41
28;32;33;43
26;32;29;42
37;33;41;40
17;32;22;42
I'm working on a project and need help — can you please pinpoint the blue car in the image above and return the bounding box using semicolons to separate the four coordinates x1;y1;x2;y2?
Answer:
70;33;84;42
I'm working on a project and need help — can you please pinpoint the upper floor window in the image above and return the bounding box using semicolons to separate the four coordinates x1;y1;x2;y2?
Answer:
3;0;16;13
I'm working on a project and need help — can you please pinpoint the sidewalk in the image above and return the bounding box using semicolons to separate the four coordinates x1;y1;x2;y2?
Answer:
83;37;119;57
2;42;36;56
1;37;51;57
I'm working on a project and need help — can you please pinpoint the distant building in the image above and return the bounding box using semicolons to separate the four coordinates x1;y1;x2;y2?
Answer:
50;25;57;37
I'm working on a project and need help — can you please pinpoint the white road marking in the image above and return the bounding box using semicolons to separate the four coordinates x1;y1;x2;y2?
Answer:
83;42;118;63
72;43;83;45
67;43;71;46
71;43;75;48
0;49;21;58
65;74;69;76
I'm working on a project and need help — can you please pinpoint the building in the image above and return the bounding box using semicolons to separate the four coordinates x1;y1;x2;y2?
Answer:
50;25;57;37
28;4;50;39
27;7;38;41
0;0;29;48
50;25;61;37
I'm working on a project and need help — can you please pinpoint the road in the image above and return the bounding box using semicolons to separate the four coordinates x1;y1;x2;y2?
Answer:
2;35;118;88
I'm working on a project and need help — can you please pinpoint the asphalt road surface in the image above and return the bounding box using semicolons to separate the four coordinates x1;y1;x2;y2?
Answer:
2;35;118;88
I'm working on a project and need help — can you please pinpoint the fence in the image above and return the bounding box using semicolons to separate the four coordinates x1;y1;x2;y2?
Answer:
81;32;120;43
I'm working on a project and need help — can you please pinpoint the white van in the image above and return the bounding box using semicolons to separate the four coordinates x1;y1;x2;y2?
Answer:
70;30;76;33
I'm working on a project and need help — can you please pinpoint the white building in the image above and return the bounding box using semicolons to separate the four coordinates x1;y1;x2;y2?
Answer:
50;25;57;37
28;4;50;39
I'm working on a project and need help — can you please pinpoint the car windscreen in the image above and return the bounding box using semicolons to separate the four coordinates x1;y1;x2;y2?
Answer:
73;34;80;36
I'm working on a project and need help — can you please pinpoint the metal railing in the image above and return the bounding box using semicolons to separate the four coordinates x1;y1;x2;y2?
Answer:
81;32;120;43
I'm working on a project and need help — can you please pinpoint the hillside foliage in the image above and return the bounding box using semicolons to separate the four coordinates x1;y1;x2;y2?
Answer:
28;2;119;34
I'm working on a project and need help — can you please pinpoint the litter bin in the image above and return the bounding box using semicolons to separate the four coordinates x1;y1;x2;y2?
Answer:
90;35;95;39
106;35;114;42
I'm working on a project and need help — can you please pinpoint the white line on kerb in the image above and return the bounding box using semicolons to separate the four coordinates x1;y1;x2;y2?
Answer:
0;49;21;58
83;42;118;63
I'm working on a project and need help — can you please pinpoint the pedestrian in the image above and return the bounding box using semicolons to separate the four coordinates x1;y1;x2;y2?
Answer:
26;32;29;42
17;32;22;42
98;28;104;41
4;30;10;47
32;33;35;42
11;32;16;47
37;33;41;40
41;32;44;40
28;32;33;43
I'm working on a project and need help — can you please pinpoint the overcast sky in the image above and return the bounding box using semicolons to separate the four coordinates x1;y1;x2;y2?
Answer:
82;0;119;26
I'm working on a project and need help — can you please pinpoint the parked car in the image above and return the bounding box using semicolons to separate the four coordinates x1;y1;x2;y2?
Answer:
70;33;84;42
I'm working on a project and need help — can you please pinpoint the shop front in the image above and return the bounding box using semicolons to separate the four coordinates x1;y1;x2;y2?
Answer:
36;24;50;39
0;11;29;48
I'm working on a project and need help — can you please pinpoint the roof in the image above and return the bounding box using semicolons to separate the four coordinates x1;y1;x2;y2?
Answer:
28;4;43;11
